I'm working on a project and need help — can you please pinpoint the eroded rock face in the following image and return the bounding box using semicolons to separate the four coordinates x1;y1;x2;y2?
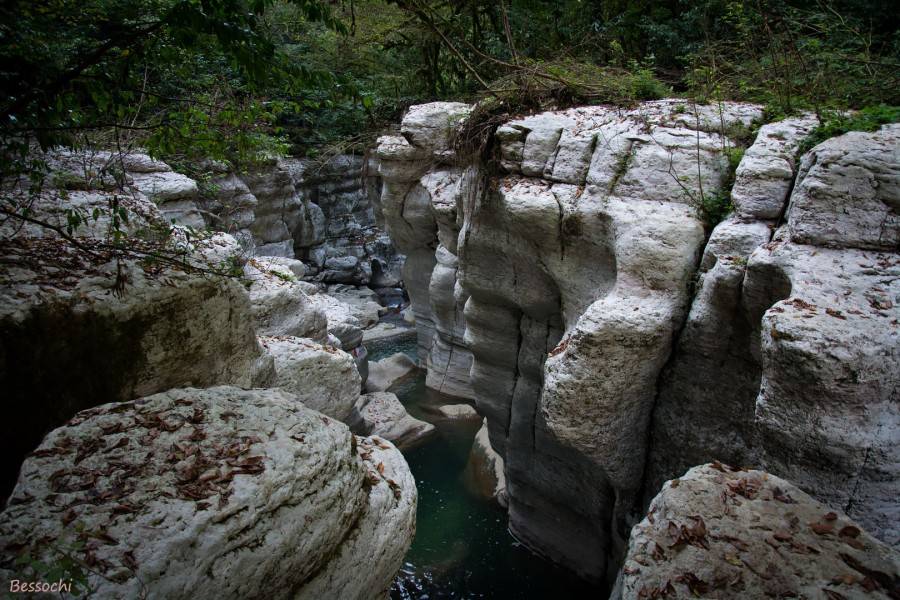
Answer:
464;419;508;508
243;258;328;340
375;103;476;402
365;352;418;393
377;101;899;584
616;464;900;600
282;156;403;286
647;124;900;548
420;100;758;583
0;386;416;600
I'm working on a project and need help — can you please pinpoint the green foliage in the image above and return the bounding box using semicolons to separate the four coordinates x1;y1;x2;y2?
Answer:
798;105;900;154
0;0;343;181
699;190;734;229
2;0;899;167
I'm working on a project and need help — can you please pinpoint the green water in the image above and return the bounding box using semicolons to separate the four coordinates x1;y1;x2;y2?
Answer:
367;335;602;600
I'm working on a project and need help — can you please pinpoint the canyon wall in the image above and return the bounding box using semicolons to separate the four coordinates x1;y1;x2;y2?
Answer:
198;154;402;287
376;102;900;583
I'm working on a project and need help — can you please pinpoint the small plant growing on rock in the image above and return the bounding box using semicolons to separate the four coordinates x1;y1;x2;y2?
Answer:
799;105;900;155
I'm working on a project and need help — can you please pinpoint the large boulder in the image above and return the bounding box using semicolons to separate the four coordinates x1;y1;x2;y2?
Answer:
0;386;416;600
0;179;273;498
365;352;418;393
348;392;435;449
616;464;900;599
305;289;365;350
260;336;361;421
325;284;384;328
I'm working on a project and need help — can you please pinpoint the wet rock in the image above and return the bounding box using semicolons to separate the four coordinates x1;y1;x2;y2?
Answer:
616;464;900;600
0;386;416;600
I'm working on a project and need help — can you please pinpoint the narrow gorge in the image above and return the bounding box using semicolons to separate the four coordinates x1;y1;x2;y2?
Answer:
1;99;898;599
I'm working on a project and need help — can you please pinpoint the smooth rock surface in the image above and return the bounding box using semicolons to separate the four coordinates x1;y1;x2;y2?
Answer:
464;419;508;507
243;258;327;340
365;352;418;393
433;404;480;420
348;392;435;449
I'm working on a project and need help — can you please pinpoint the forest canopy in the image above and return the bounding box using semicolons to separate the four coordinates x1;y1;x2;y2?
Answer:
1;0;898;175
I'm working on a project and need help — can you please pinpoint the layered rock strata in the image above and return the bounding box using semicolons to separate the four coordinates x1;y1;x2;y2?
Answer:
647;123;900;546
375;103;477;400
377;102;900;582
195;154;401;285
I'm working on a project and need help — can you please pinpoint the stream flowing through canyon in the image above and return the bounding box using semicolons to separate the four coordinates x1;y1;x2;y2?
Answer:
365;335;602;599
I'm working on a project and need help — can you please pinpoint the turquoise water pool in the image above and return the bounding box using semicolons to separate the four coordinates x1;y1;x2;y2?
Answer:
366;335;602;599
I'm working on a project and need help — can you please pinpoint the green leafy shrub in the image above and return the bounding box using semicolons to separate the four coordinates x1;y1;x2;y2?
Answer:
798;105;900;155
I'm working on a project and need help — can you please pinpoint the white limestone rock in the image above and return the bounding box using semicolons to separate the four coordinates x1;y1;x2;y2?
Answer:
0;203;274;491
297;434;417;600
0;386;416;600
243;258;327;340
325;285;384;327
644;216;774;497
259;336;361;421
617;464;900;600
365;352;418;393
731;115;818;219
306;290;365;350
400;102;472;154
787;124;900;249
130;170;204;229
464;419;508;508
433;404;479;420
348;392;435;449
744;238;900;545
